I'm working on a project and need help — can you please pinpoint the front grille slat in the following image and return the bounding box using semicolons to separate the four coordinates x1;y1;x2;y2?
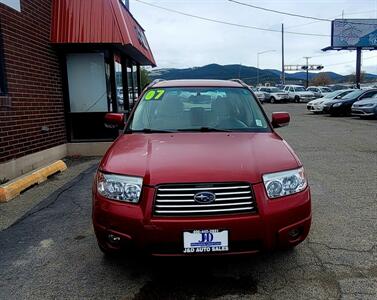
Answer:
156;196;252;203
158;185;250;191
155;207;254;214
156;202;253;208
154;183;257;217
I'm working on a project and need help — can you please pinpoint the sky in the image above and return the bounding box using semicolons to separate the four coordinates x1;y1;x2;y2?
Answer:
130;0;377;75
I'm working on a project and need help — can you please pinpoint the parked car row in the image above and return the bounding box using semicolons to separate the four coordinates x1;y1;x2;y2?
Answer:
253;85;334;104
306;88;377;118
253;84;377;118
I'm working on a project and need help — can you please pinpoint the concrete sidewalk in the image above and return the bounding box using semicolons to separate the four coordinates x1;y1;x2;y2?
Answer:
0;157;100;231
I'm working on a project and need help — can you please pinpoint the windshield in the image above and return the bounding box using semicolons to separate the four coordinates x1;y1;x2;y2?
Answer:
268;87;280;92
320;87;332;92
324;90;344;98
128;87;270;133
295;87;306;92
341;90;364;100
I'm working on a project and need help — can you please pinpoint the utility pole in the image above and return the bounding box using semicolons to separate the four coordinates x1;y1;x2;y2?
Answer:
281;23;285;85
303;56;311;88
355;48;361;88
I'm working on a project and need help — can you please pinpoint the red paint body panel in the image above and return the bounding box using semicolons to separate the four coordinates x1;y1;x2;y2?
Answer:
51;0;156;66
100;133;300;185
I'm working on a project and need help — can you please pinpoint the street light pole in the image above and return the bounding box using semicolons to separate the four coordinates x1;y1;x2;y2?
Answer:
257;50;276;86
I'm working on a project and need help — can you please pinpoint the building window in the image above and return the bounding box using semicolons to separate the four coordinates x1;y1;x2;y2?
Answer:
114;58;124;111
0;25;7;95
65;52;119;141
66;53;108;112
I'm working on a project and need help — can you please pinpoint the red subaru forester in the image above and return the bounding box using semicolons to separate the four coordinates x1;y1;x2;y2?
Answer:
92;79;311;256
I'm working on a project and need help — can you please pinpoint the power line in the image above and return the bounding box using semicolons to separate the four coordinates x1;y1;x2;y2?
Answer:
228;0;377;25
287;9;377;29
228;0;330;22
135;0;329;37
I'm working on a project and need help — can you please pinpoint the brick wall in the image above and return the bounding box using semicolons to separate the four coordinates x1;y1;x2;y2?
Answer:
0;0;66;163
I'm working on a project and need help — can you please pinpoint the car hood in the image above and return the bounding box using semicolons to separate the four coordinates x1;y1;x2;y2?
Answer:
323;99;343;106
308;98;324;104
352;98;377;106
100;133;301;185
296;91;314;96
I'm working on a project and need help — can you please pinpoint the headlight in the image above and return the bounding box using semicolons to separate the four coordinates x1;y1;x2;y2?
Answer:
96;172;143;203
263;167;307;199
332;102;342;107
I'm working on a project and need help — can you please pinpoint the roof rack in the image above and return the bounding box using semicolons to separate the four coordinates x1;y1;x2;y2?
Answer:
230;78;253;90
146;79;166;89
230;78;246;85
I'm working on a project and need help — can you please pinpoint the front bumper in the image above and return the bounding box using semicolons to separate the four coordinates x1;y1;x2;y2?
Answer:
92;183;311;256
307;104;323;112
351;107;376;116
299;97;315;103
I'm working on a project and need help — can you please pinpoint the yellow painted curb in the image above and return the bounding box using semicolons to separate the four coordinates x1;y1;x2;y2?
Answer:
0;160;67;203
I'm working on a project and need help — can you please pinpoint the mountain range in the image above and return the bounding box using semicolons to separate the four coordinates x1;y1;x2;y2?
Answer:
149;64;377;85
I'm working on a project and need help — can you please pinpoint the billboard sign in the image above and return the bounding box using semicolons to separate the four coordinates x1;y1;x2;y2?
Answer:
332;19;377;48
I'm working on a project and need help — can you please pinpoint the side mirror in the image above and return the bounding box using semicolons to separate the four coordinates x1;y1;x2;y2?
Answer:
271;112;290;128
104;113;125;129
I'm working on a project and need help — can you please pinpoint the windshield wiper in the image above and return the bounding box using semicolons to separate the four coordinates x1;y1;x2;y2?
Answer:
130;128;176;133
177;127;232;132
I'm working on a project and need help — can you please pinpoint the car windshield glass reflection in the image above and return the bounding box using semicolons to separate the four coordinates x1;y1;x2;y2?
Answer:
341;90;364;100
128;87;270;133
295;87;306;92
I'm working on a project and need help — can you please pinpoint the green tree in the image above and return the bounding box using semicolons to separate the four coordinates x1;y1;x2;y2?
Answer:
310;73;332;86
346;71;365;83
140;68;151;90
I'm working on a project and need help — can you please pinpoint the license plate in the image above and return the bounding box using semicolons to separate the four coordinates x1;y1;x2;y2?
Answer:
183;229;229;254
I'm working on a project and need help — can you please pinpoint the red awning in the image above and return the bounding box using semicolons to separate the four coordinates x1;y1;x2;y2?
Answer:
51;0;156;66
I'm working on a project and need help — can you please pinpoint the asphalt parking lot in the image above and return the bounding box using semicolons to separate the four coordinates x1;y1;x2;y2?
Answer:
0;103;376;300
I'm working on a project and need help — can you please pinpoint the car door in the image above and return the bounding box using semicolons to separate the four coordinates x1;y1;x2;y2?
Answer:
289;87;295;99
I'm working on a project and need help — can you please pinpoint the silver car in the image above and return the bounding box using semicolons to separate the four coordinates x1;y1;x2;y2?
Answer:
351;96;377;118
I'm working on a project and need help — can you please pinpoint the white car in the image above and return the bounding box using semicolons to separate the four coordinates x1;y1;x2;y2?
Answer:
307;89;355;113
258;87;289;103
283;85;315;103
251;88;266;103
307;86;333;98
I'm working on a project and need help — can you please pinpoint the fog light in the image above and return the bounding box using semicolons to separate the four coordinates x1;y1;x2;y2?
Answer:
108;234;121;244
288;228;301;239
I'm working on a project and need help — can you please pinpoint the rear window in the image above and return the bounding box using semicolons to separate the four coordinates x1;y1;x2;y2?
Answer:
128;87;270;133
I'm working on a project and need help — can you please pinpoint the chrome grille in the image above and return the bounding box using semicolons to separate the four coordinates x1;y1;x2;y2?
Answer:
154;183;257;216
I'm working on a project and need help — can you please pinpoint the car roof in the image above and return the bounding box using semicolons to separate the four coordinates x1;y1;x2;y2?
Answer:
152;79;244;88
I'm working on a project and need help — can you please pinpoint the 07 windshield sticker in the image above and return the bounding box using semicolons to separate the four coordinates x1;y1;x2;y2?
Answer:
144;89;165;101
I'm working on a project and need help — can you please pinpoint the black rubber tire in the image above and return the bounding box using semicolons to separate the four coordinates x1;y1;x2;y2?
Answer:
295;96;300;103
270;97;276;104
98;242;121;257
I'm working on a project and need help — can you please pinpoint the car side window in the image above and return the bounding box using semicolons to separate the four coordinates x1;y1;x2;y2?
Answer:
290;87;294;92
360;92;377;99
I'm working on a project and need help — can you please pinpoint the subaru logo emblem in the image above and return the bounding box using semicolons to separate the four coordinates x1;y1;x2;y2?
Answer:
194;192;216;204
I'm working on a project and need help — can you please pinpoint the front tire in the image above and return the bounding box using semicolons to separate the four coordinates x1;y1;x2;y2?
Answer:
295;96;300;103
270;97;276;104
97;240;121;257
